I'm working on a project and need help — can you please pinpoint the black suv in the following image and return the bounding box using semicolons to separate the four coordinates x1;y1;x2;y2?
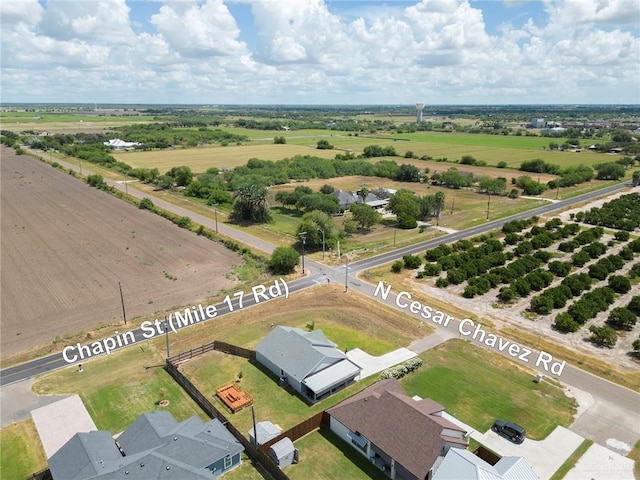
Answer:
491;419;526;444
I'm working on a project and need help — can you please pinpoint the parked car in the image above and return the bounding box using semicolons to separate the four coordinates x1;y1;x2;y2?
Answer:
491;419;526;444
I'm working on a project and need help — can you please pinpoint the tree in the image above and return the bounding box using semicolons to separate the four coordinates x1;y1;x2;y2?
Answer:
232;183;271;223
139;197;155;211
168;166;193;186
296;210;337;249
389;189;420;227
589;325;618;348
349;203;380;230
628;296;640;315
320;184;335;194
274;136;286;144
593;162;625;180
433;191;445;226
358;186;370;202
607;307;637;330
555;312;580;332
296;193;340;214
633;338;640;357
608;275;631;294
269;246;299;274
394;164;421;182
530;294;554;314
317;139;334;149
632;170;640;187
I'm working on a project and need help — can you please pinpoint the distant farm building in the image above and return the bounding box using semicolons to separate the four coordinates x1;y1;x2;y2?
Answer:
103;138;141;150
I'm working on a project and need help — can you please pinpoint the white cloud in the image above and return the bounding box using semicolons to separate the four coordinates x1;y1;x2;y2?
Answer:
0;0;638;104
0;0;42;26
39;0;136;44
150;0;247;58
543;0;640;26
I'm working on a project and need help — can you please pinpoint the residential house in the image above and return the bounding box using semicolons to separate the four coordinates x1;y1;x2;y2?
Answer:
255;326;361;403
326;379;468;480
330;190;388;211
431;447;537;480
48;411;243;479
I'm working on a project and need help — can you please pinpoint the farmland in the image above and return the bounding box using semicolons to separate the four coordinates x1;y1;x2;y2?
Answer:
111;128;612;174
0;146;242;358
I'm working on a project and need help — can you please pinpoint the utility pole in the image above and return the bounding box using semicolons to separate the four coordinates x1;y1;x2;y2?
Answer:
212;203;219;233
118;281;127;325
299;232;307;274
164;318;170;359
486;193;491;220
318;228;325;260
345;254;349;292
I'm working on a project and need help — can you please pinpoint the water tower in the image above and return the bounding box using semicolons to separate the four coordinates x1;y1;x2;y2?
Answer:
416;103;424;123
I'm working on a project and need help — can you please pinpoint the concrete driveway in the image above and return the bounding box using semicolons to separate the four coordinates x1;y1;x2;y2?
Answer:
471;426;583;480
472;425;636;480
346;347;417;380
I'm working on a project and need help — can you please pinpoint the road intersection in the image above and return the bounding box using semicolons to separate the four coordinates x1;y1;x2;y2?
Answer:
1;154;638;457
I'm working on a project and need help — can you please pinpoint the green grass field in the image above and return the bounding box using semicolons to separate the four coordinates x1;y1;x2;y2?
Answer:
286;429;387;480
32;342;208;433
402;339;576;439
0;419;48;480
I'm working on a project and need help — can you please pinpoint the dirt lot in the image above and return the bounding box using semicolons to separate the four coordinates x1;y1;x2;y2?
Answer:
1;147;242;357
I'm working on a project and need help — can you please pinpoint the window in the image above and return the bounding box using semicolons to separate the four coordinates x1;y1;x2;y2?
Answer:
224;455;232;469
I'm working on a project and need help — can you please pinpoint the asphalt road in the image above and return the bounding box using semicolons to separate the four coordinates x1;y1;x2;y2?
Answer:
1;153;637;448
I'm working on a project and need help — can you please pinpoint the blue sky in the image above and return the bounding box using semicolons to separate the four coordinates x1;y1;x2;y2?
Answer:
2;0;639;104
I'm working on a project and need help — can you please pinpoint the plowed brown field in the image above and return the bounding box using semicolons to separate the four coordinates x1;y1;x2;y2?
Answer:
1;147;241;357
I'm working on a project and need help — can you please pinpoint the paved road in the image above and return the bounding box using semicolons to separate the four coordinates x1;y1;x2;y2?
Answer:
1;152;638;451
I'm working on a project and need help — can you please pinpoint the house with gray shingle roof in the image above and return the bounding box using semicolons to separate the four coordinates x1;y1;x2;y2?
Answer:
330;190;388;210
48;411;243;480
326;379;468;480
255;326;361;403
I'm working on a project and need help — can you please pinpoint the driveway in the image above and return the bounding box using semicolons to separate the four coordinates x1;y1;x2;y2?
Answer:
346;347;417;380
472;426;635;480
471;426;583;480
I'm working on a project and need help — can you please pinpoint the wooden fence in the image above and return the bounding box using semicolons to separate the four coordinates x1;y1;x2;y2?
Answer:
168;339;255;364
259;410;328;453
25;468;52;480
165;359;289;480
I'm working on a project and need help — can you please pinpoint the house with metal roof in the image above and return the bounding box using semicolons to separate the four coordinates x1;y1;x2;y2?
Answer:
431;447;537;480
48;411;243;480
255;326;361;403
326;379;468;480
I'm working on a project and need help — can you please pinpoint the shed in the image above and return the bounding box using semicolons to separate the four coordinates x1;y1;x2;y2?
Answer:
248;421;281;446
268;437;299;469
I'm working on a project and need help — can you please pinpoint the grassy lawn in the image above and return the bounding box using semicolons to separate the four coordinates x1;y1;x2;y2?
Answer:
32;341;208;433
401;339;577;439
286;429;387;480
549;439;594;480
0;419;47;480
629;440;640;479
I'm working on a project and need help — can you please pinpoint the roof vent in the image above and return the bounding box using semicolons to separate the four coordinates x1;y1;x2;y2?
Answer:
140;462;144;467
173;436;178;441
125;471;129;475
166;466;171;471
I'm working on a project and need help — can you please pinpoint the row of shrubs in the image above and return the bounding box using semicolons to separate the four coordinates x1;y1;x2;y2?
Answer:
379;358;424;380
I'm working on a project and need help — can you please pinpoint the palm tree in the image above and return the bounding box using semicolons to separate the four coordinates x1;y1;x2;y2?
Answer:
434;191;445;226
